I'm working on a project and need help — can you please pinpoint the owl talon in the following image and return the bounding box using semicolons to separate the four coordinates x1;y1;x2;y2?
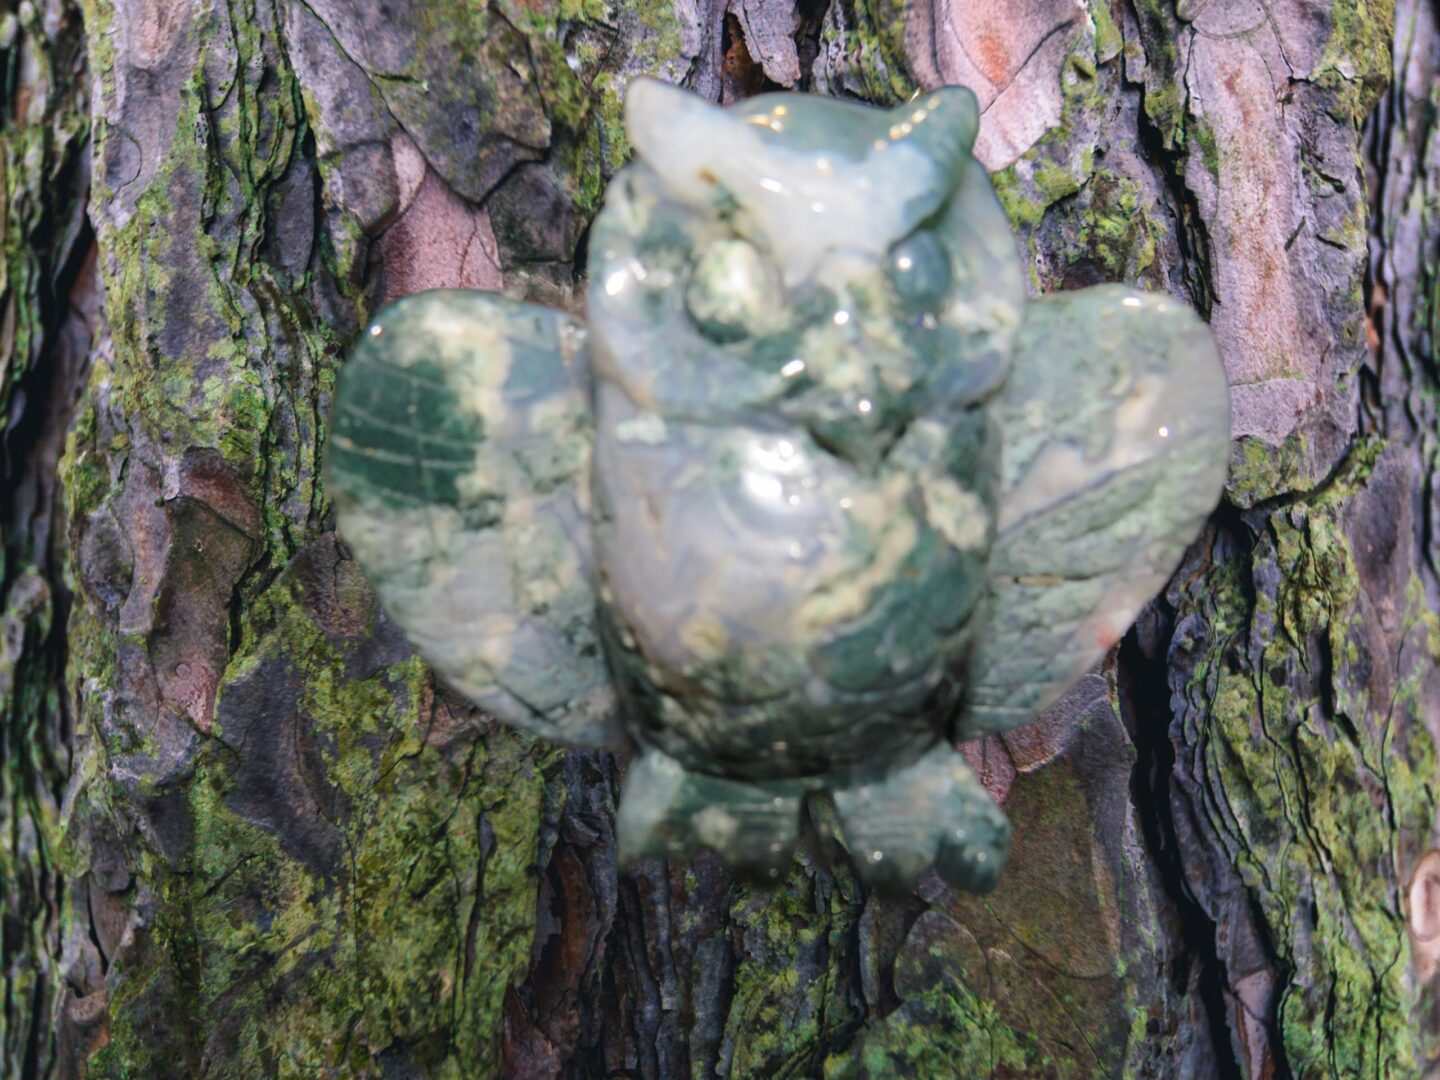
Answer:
616;749;804;880
832;741;1011;895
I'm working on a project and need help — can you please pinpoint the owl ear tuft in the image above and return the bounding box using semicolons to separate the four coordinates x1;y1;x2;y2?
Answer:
624;76;715;134
623;78;740;203
884;86;980;183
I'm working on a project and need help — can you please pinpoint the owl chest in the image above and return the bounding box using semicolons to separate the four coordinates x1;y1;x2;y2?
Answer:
590;390;997;715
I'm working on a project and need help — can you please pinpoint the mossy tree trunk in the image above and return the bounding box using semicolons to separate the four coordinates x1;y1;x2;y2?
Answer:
2;0;1437;1074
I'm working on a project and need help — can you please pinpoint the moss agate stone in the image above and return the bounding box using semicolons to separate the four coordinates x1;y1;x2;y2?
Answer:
326;80;1230;894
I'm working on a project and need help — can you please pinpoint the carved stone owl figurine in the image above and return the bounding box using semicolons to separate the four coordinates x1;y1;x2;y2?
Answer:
326;80;1230;894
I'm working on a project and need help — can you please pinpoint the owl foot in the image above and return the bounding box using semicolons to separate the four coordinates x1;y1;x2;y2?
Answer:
616;749;804;881
832;741;1011;895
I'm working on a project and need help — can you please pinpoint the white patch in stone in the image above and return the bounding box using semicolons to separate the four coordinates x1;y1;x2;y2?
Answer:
920;475;990;551
694;806;739;848
679;614;730;661
615;411;669;445
797;480;918;630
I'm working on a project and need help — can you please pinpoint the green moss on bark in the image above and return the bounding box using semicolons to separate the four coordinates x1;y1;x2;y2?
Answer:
725;870;864;1075
43;0;1440;1076
1177;471;1436;1077
1316;0;1396;125
816;0;916;105
1;3;90;1074
83;552;559;1078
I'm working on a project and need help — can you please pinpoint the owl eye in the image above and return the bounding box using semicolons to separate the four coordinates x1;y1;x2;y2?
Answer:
886;231;952;312
684;240;782;343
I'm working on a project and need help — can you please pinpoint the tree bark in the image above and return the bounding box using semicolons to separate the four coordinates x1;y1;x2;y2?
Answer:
1;0;1436;1075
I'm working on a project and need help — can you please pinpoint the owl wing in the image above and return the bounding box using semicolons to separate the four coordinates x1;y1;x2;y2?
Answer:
326;290;618;747
960;285;1229;738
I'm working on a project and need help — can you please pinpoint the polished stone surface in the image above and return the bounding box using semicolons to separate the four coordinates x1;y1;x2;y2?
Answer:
326;79;1230;893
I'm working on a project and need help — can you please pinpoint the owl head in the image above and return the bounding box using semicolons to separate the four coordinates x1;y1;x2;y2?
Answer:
586;79;1026;470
